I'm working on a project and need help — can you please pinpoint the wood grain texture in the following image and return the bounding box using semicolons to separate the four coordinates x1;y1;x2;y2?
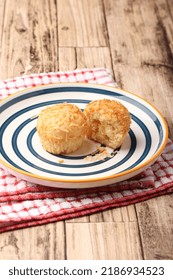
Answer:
104;0;173;260
0;223;65;260
59;48;76;71
67;205;137;223
0;0;172;260
58;0;108;47
0;0;5;48
135;194;173;260
76;47;113;74
0;0;58;79
66;222;142;260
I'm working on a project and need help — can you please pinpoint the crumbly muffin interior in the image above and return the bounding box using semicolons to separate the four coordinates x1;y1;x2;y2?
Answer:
84;99;131;149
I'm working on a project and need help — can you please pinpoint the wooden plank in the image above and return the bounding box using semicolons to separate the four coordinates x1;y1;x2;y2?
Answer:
155;0;173;55
104;0;173;260
0;0;31;79
76;47;113;75
67;205;137;223
104;0;171;66
34;0;59;73
102;205;137;222
59;47;76;71
0;0;58;79
135;194;173;260
58;0;108;47
0;0;5;47
66;222;143;259
0;223;65;260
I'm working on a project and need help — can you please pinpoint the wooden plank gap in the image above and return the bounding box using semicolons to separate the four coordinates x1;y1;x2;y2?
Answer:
134;204;145;260
101;0;116;81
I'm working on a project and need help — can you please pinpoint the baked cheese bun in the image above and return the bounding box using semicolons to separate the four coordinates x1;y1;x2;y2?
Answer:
84;99;131;149
37;103;88;154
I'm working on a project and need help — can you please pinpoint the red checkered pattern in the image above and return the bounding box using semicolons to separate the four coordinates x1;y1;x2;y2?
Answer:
0;68;117;99
0;68;173;233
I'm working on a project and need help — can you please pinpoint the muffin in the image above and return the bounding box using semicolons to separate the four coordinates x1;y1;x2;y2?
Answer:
84;99;131;149
37;103;88;154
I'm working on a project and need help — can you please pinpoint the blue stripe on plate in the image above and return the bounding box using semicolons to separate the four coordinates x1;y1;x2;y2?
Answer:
1;99;90;118
10;129;136;176
0;87;121;112
0;91;163;141
0;86;163;141
27;128;114;164
27;127;123;166
1;95;157;140
8;115;152;177
10;113;137;175
123;115;151;171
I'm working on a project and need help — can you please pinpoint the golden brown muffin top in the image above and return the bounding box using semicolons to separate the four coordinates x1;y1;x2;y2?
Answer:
37;103;88;140
84;99;131;133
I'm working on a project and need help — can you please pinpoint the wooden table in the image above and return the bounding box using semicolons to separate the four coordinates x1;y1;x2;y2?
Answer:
0;0;173;260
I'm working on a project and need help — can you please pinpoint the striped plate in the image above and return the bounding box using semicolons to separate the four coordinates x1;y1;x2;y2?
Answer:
0;83;168;188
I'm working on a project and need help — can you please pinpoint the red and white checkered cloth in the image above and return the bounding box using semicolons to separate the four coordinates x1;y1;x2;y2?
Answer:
0;68;173;233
